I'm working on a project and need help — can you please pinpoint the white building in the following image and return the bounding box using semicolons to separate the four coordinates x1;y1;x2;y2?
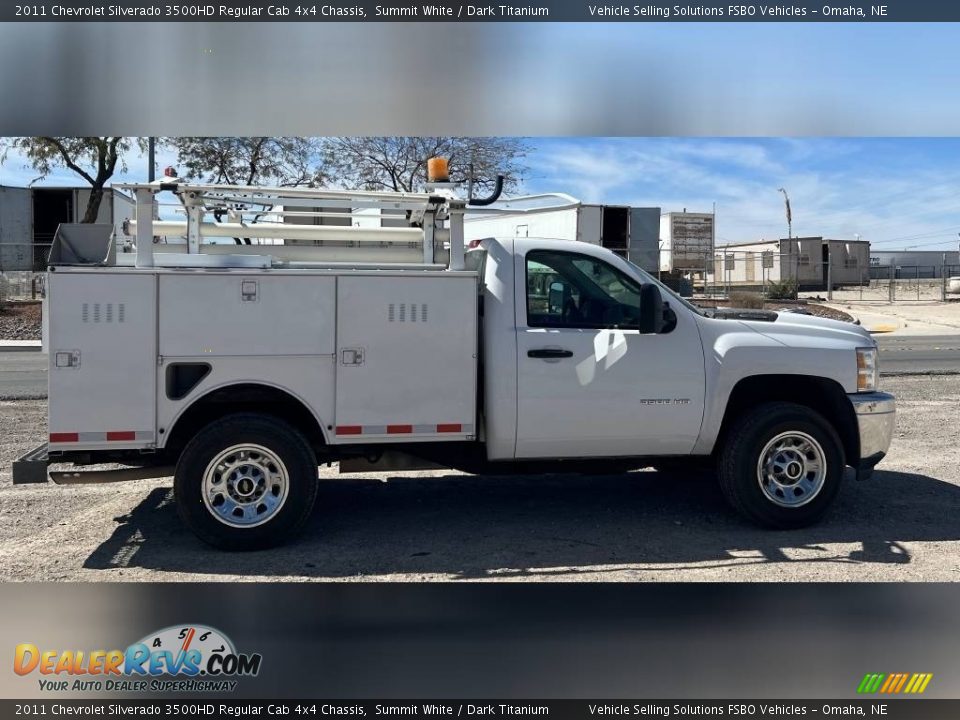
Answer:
710;237;871;290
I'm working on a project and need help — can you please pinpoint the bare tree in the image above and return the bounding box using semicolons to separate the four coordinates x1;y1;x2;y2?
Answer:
321;137;529;195
167;137;321;187
2;137;136;222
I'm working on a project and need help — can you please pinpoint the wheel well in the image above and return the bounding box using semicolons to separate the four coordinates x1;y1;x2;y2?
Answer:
717;375;859;465
162;384;328;459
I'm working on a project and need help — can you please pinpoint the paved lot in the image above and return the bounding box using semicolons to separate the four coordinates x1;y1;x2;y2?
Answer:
0;375;957;582
0;351;45;400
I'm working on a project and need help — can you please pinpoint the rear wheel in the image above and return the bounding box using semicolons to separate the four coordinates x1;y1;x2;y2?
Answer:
174;413;319;550
718;402;844;529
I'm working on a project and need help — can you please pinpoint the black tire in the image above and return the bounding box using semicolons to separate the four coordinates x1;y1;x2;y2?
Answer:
174;413;319;550
717;402;844;529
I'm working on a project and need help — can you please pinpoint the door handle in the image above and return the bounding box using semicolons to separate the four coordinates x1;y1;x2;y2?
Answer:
528;348;574;359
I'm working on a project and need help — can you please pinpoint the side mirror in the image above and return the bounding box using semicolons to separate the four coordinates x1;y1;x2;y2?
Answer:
638;283;664;334
548;281;565;314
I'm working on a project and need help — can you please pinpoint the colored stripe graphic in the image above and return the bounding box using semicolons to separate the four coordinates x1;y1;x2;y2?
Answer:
106;431;136;441
49;432;79;443
335;423;473;436
857;673;932;694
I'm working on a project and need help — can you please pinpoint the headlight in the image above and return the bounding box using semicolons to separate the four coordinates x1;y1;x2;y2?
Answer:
856;347;879;392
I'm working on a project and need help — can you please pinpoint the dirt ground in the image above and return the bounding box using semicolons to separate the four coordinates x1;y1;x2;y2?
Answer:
0;302;41;340
0;374;958;582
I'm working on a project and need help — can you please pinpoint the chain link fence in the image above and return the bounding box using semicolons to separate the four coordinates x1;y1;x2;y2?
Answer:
661;249;960;303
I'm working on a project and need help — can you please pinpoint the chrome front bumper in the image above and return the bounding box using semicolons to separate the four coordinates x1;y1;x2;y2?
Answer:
847;391;896;477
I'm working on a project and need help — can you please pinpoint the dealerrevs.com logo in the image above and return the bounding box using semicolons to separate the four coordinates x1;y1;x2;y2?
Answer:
13;625;262;693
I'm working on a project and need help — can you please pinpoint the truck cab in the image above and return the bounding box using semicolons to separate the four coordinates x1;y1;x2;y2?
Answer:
21;180;895;550
476;235;893;529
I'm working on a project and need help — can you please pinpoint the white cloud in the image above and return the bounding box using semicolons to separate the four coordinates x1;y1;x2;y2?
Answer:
526;139;960;250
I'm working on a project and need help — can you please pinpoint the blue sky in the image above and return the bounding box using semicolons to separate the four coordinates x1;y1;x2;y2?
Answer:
526;138;960;251
3;138;960;251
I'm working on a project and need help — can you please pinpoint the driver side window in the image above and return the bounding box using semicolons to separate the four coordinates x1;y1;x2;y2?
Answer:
525;250;642;329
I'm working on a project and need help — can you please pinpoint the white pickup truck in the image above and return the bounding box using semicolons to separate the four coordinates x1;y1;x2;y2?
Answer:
17;180;895;550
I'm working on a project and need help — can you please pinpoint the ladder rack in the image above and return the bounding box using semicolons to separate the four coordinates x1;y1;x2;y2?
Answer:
113;181;468;271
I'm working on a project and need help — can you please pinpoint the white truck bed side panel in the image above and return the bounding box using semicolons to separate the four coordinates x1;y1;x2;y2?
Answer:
158;274;336;357
156;355;336;448
334;274;477;442
48;272;157;448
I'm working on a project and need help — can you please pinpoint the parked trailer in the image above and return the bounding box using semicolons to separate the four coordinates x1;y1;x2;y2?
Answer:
15;173;895;550
0;185;124;271
464;194;661;272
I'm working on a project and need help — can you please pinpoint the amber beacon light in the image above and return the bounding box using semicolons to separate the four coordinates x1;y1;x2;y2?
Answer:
427;157;450;183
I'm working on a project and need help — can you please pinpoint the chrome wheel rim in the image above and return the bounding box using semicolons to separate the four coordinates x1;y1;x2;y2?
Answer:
756;431;827;508
202;444;289;528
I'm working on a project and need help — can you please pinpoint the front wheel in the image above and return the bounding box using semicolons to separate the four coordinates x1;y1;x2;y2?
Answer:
718;402;844;529
174;413;319;550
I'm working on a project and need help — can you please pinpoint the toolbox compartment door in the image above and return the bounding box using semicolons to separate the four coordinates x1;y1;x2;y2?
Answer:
48;272;157;448
334;274;478;443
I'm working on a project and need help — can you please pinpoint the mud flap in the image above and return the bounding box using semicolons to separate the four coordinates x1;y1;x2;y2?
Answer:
12;443;49;484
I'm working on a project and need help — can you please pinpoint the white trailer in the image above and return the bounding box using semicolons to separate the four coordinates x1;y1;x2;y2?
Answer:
0;185;122;271
464;194;661;271
15;177;895;550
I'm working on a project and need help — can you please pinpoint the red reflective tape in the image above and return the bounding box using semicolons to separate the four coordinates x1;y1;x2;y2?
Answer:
106;431;136;442
336;425;363;436
50;432;79;443
436;423;462;433
387;424;414;434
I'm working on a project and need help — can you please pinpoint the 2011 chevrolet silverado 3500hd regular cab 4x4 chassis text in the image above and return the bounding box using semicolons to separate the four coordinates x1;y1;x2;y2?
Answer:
13;175;896;550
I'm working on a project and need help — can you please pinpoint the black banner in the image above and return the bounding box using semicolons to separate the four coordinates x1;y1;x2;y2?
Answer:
1;700;957;719
3;584;959;700
1;0;954;23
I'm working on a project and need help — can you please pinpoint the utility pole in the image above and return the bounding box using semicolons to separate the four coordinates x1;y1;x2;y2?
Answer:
827;242;833;301
778;187;795;295
148;137;156;182
778;187;792;239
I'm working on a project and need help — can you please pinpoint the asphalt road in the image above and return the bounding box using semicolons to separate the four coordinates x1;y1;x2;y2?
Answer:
0;351;45;399
0;334;957;400
876;335;960;374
